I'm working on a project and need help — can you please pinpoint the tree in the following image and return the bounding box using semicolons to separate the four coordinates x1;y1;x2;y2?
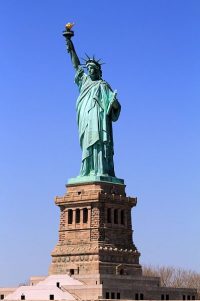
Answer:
143;265;200;298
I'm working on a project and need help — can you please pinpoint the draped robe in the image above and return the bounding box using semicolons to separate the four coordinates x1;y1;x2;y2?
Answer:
75;66;121;177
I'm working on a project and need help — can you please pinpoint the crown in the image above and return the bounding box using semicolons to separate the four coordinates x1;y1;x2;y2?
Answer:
82;54;104;69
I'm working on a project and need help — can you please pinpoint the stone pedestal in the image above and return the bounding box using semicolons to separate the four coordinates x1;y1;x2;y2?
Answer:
49;181;197;300
49;181;142;277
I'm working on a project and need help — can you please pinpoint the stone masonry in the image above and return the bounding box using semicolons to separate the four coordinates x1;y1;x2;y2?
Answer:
49;181;198;300
49;182;141;277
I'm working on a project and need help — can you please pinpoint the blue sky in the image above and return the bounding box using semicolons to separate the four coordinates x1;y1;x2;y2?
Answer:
0;0;200;287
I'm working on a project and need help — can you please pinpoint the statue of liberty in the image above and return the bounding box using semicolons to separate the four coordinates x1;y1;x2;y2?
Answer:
63;24;123;184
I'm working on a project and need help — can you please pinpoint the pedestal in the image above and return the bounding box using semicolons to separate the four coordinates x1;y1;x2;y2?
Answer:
49;181;141;277
48;181;197;300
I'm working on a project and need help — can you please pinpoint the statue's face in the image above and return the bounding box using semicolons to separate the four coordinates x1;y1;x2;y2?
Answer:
87;65;100;80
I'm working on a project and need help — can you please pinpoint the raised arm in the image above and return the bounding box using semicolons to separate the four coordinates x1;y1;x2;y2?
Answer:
66;38;80;71
63;23;81;71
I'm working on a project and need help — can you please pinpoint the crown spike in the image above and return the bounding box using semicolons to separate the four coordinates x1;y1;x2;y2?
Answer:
85;53;91;60
81;57;87;62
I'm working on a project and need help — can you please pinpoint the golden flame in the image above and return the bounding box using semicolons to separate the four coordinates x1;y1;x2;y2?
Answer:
65;22;74;30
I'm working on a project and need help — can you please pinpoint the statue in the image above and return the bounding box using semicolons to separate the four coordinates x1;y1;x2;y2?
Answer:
63;23;123;184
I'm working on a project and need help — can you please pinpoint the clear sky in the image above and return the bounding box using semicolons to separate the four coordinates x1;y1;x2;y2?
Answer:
0;0;200;287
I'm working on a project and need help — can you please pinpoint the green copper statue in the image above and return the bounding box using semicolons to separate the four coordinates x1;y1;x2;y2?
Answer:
63;23;123;184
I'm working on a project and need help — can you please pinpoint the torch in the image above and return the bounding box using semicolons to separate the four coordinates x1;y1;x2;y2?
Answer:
63;23;75;52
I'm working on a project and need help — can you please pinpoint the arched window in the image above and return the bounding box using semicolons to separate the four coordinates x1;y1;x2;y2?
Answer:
68;209;73;224
83;208;88;223
76;209;80;223
114;209;118;224
107;208;111;223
